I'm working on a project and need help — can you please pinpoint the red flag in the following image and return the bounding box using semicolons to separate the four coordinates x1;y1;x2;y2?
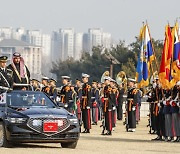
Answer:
159;25;175;89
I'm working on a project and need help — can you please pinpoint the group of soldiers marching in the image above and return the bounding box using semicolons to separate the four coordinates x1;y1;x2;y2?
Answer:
147;78;180;142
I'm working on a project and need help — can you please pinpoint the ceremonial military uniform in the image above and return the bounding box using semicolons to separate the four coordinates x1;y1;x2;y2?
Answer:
126;86;138;131
117;87;125;120
81;82;91;133
91;87;100;125
0;56;13;93
60;84;70;108
68;88;77;114
111;86;118;129
75;86;82;125
171;85;180;141
103;84;114;135
152;84;165;140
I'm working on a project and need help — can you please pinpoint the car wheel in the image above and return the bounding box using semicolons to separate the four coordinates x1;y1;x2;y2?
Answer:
0;122;11;148
61;141;78;149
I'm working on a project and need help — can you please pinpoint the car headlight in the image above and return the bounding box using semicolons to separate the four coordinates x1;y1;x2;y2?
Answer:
7;117;27;123
69;118;78;124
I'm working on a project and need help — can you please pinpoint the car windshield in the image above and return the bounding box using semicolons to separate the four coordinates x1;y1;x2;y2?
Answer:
6;91;56;108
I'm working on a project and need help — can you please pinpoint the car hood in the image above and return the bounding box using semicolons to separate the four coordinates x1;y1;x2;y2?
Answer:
8;107;70;118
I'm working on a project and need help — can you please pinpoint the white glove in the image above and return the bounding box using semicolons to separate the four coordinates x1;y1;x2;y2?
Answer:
56;96;60;102
163;101;166;105
86;106;90;109
113;106;116;110
170;101;173;106
132;106;136;111
64;104;68;108
158;103;161;107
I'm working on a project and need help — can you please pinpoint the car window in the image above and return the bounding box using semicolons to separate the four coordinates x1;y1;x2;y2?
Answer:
6;91;56;108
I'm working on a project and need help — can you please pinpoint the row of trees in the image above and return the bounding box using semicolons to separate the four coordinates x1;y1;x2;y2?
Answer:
51;37;164;85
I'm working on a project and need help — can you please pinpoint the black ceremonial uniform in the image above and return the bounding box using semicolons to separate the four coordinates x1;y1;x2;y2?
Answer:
152;85;165;140
103;85;114;135
91;88;100;125
60;84;70;109
81;83;91;132
0;68;13;93
117;87;125;120
126;87;138;131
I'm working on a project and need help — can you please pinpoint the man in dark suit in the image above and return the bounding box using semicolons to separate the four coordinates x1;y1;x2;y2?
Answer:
0;56;13;93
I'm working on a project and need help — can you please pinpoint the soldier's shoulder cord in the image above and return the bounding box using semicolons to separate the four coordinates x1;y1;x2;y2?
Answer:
78;87;82;92
132;88;138;95
65;85;70;92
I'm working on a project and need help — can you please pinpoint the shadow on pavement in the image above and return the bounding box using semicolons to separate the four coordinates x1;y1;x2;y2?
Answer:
11;143;60;149
80;135;152;143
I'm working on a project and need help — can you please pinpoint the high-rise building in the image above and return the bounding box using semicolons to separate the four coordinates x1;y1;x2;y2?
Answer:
59;28;74;61
23;30;51;77
0;27;13;41
83;28;112;54
74;33;83;60
51;28;83;61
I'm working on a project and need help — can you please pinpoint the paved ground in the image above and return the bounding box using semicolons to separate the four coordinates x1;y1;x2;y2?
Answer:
1;118;180;154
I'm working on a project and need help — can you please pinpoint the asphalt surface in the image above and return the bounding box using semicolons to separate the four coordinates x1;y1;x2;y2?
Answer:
1;118;180;154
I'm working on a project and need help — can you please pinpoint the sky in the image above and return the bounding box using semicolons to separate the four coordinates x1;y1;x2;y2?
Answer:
0;0;179;44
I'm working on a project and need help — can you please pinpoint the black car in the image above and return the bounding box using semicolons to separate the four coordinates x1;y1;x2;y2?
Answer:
0;90;80;148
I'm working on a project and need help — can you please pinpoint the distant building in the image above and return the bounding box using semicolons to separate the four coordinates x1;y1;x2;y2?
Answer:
74;33;83;60
22;30;52;77
83;28;112;54
0;39;42;80
51;28;83;61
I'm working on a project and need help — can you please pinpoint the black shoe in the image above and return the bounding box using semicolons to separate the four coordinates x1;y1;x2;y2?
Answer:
82;129;87;133
152;136;162;141
172;137;179;142
104;131;112;135
164;137;168;142
86;129;90;133
168;137;173;142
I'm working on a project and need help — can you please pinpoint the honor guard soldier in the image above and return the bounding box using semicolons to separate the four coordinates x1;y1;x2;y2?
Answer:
126;78;138;132
81;73;91;133
41;77;50;95
49;78;58;101
170;81;180;142
110;78;118;130
162;88;173;141
152;78;165;141
117;83;125;120
69;85;77;114
101;76;113;135
31;79;41;91
7;52;30;90
75;79;82;131
60;76;71;109
0;56;13;93
91;81;100;125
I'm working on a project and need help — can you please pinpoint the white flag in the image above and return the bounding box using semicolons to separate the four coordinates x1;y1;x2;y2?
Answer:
0;92;6;104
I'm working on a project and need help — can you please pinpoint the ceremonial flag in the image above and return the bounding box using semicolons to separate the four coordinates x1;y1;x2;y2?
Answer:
136;24;154;88
159;25;176;89
172;23;180;81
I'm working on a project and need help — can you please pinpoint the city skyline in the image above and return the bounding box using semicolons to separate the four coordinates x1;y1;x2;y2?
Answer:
0;0;179;44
